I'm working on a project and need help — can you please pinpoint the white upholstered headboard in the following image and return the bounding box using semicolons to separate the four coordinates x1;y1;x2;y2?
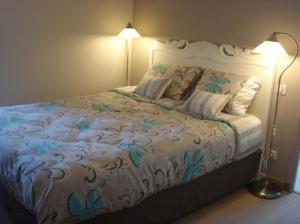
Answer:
149;39;276;147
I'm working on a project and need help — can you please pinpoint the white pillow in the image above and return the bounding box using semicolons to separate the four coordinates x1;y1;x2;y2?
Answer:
179;90;232;119
136;75;172;100
225;77;261;116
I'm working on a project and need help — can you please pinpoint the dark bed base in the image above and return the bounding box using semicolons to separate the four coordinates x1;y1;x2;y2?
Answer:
1;150;261;224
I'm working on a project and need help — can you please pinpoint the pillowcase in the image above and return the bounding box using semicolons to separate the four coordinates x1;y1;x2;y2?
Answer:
196;68;249;95
146;63;174;78
179;90;232;119
225;76;262;116
164;66;203;100
135;75;172;100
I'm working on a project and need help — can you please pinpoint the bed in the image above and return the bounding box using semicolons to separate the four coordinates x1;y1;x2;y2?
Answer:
0;40;275;224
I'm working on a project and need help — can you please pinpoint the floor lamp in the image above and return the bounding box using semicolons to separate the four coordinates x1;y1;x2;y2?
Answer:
118;22;141;86
248;32;299;199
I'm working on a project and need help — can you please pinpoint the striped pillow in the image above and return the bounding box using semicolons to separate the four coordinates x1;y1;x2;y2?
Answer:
180;90;232;119
136;75;172;100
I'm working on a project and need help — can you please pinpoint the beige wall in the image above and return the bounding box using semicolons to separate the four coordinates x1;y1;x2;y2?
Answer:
0;0;133;105
132;0;300;185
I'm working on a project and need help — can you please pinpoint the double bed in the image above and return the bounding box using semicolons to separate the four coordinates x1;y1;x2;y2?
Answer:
0;40;275;224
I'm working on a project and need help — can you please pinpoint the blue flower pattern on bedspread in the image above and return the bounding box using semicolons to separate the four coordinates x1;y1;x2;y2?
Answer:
0;91;238;224
117;142;155;167
68;191;102;223
206;120;231;136
73;120;91;132
0;117;23;127
26;140;61;156
181;149;204;184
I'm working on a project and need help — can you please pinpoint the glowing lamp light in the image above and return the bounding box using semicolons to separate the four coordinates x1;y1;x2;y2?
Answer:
118;22;141;40
252;33;288;57
118;22;141;86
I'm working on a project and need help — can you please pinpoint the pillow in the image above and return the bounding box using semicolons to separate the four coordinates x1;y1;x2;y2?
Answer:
179;90;232;119
225;76;262;115
146;63;174;78
164;66;203;100
196;68;249;95
136;75;172;100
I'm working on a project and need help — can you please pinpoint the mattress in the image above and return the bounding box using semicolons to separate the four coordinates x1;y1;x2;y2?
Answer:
0;89;262;224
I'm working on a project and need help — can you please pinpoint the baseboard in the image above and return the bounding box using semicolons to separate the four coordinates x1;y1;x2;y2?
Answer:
269;176;291;193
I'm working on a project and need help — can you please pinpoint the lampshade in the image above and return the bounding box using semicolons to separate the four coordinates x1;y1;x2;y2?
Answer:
118;22;141;39
252;33;288;57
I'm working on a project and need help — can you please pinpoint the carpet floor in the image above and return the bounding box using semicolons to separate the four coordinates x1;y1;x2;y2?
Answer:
1;188;300;224
176;188;300;224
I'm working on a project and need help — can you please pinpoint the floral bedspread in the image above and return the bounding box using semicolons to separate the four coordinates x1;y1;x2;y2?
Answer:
0;90;259;224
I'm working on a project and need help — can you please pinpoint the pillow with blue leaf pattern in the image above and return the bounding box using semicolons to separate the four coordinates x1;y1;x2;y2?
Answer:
196;68;249;96
146;63;175;78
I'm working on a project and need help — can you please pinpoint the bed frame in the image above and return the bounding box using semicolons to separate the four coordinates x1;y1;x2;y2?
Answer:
1;40;274;224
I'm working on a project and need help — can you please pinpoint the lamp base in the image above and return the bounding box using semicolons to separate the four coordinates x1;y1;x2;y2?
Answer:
248;178;283;199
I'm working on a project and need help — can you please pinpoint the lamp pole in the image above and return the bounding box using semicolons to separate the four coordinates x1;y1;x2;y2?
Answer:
125;37;130;86
118;22;141;86
248;32;299;199
266;32;299;179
